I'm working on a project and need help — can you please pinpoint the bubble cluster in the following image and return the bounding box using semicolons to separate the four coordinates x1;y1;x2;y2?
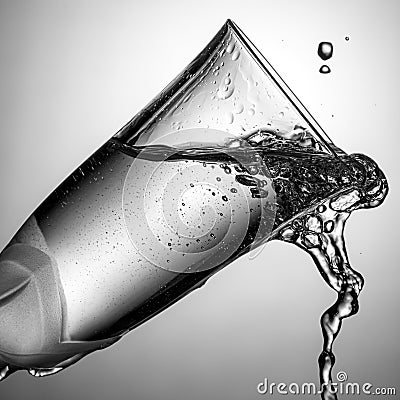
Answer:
122;132;275;274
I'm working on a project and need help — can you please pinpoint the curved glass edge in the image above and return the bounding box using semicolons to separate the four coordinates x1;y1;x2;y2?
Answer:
113;19;355;174
228;20;336;153
114;22;229;145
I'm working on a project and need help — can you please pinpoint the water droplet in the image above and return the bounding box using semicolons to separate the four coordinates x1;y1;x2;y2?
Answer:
226;42;235;54
278;111;284;118
302;233;321;248
228;139;241;148
230;188;237;193
217;80;235;100
318;42;333;61
235;175;258;186
28;367;63;377
232;50;240;61
319;65;331;74
250;187;268;198
248;108;255;116
224;112;234;124
234;103;244;114
324;220;335;233
259;180;268;187
222;195;228;202
345;36;350;41
247;165;259;175
224;77;231;85
280;228;297;242
305;215;323;233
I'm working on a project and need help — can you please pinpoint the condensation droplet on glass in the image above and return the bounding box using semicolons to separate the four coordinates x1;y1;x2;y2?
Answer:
217;81;234;100
248;108;255;116
317;42;333;61
345;36;350;41
232;50;240;61
234;103;244;114
278;111;284;118
224;112;234;124
226;42;235;54
319;65;331;74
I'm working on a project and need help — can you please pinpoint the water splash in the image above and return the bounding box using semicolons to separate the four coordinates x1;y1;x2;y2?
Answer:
0;20;388;392
277;153;387;400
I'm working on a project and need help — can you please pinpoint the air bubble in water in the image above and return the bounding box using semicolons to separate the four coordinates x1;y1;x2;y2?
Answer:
318;42;333;61
324;220;334;233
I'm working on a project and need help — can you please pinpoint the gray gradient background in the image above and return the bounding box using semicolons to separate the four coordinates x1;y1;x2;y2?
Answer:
0;0;398;399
